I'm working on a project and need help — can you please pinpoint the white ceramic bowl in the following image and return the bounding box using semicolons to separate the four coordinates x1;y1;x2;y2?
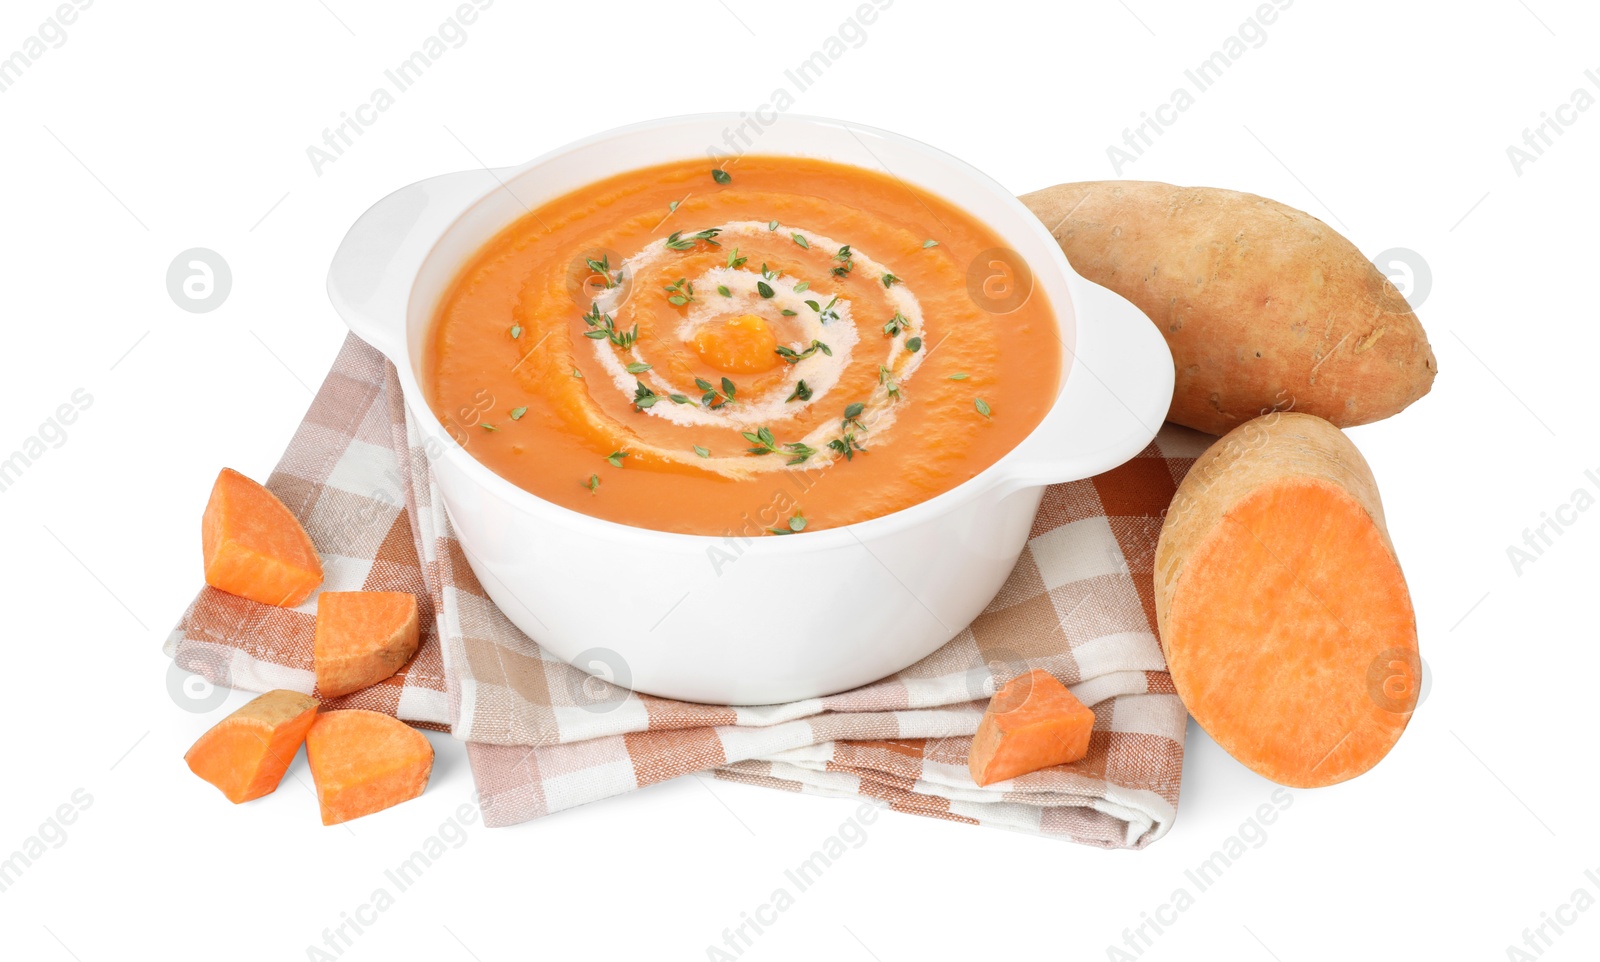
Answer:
327;113;1172;705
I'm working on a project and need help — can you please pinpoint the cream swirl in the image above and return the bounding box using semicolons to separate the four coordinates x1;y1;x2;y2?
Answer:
584;221;928;477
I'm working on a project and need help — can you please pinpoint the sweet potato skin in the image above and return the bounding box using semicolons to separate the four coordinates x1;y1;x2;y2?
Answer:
1154;413;1419;787
1021;181;1436;435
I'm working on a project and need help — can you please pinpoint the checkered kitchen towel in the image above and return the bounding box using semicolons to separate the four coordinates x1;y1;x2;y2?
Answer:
168;334;1205;849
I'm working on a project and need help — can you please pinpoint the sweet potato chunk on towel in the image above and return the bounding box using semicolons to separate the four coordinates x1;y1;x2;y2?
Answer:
968;669;1095;786
201;468;323;607
314;591;420;698
306;710;433;825
184;690;320;803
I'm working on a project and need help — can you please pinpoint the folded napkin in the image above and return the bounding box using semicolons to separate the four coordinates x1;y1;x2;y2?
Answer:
167;334;1205;848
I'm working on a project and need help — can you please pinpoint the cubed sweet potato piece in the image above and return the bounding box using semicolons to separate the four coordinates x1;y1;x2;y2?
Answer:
305;710;433;825
314;591;420;698
184;689;320;803
968;669;1095;786
202;468;323;607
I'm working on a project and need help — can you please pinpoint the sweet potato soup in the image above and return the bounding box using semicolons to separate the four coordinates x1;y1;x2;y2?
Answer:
424;155;1061;535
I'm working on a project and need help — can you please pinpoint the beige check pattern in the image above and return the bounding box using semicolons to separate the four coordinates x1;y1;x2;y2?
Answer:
167;334;1205;848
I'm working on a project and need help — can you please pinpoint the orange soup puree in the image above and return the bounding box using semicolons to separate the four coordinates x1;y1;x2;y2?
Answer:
424;155;1061;535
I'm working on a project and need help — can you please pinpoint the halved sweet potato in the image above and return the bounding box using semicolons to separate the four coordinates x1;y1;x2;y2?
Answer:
202;468;323;607
968;668;1095;786
314;591;420;698
305;710;433;825
1154;412;1419;787
184;689;320;803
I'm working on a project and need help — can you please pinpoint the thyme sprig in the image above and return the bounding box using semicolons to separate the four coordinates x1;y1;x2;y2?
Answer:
742;427;816;465
804;295;841;324
585;255;621;289
841;401;867;433
632;380;692;411
769;511;807;535
664;277;695;306
829;401;869;461
665;227;723;251
583;302;638;349
828;433;866;461
695;377;737;407
831;245;854;278
879;365;901;399
775;339;832;364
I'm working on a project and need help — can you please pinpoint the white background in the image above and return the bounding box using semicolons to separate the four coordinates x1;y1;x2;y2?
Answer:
2;0;1596;958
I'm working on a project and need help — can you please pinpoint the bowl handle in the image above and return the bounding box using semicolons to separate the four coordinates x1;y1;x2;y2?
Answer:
325;169;498;362
991;278;1175;497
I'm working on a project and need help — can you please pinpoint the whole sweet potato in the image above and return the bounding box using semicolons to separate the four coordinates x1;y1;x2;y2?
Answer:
1021;182;1436;435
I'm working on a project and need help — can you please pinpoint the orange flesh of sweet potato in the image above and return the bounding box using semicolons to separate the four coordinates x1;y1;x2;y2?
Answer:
305;710;433;825
202;468;323;607
968;669;1096;786
184;689;320;804
314;592;421;698
1155;413;1419;788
